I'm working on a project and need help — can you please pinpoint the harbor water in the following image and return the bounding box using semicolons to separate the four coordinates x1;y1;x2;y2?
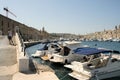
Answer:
25;41;120;80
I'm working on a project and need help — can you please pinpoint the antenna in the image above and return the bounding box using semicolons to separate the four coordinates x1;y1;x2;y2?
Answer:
3;7;17;17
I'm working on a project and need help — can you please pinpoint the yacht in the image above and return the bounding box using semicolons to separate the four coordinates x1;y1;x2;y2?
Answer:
48;41;89;64
64;48;120;80
31;43;62;58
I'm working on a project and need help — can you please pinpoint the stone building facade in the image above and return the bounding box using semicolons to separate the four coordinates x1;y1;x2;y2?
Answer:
0;14;17;35
83;27;120;41
0;14;49;41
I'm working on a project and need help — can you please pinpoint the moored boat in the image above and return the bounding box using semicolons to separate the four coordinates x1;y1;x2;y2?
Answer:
31;43;62;58
48;41;83;64
64;48;120;80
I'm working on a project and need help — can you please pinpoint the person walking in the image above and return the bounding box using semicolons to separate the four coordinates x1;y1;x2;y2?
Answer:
8;29;14;45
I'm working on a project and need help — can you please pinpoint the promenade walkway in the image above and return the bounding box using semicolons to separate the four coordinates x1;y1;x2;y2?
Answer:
0;36;59;80
0;36;18;80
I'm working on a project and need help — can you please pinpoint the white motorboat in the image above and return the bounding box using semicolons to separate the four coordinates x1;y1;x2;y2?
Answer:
63;40;81;50
64;48;120;80
48;41;89;64
31;50;46;58
31;43;62;58
31;43;48;58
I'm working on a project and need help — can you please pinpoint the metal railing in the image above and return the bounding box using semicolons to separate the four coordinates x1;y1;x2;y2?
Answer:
16;27;26;56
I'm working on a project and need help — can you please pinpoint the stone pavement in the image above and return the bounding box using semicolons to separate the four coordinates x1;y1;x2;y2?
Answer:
13;72;59;80
0;36;59;80
0;36;18;80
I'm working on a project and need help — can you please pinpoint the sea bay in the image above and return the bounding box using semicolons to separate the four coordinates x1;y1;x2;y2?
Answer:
26;41;120;80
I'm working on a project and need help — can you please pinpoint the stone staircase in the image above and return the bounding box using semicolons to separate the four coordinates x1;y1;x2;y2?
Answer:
0;36;18;80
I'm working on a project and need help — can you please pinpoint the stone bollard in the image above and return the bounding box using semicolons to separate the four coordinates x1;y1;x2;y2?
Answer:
19;52;29;72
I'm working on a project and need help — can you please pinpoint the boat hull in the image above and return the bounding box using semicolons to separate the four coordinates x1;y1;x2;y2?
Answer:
91;69;120;80
69;70;120;80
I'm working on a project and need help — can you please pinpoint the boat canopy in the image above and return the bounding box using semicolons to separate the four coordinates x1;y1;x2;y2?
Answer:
73;47;117;55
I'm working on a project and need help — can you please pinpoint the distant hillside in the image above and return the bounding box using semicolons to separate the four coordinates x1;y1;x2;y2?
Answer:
82;26;120;40
49;33;79;40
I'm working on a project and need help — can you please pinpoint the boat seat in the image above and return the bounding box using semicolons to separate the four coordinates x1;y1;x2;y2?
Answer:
90;58;101;66
111;58;118;62
95;58;108;68
87;58;101;69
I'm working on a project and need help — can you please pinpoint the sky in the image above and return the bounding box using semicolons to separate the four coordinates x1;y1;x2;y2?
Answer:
0;0;120;35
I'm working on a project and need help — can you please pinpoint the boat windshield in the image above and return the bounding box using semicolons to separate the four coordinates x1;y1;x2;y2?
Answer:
63;46;71;56
59;46;71;56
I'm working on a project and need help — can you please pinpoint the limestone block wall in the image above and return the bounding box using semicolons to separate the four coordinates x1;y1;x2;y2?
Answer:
0;14;42;41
